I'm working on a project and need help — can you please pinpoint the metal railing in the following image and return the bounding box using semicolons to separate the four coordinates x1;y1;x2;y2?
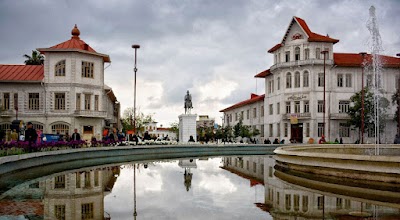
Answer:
74;110;107;118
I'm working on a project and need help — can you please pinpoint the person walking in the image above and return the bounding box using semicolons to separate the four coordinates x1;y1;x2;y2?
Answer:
71;128;81;148
25;122;38;152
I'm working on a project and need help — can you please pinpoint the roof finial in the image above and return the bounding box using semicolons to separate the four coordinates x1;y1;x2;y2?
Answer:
71;24;80;39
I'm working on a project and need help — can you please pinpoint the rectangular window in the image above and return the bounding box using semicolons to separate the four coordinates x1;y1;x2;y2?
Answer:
261;106;264;117
277;77;280;90
304;49;310;60
285;51;290;62
76;173;81;188
304;101;310;113
253;162;256;173
318;73;324;87
336;198;343;210
55;93;65;110
269;166;273;177
94;170;99;187
284;123;288;137
230;114;232;122
81;203;94;220
269;104;273;115
253;107;257;118
324;48;330;59
3;93;10;110
81;61;94;78
13;93;18;110
260;125;264;137
318;100;324;113
286;74;292;88
246;160;249;170
302;195;309;212
55;205;66;220
277;123;281;137
268;81;273;93
76;94;81;110
294;101;300;113
337;74;344;87
241;111;244;119
246;109;249;119
346;74;352;87
286;102;291;114
84;94;91;110
318;123;324;137
54;175;65;189
29;93;40;110
294;73;300;88
276;102;280;114
271;80;274;92
303;72;309;87
285;194;292;210
269;124;273;137
306;123;310;137
84;172;91;188
339;123;350;137
235;113;238;121
345;199;351;209
339;100;350;113
317;196;324;210
277;192;280;205
94;95;99;111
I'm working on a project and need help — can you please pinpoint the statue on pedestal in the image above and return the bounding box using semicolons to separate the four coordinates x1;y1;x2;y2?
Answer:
184;90;193;114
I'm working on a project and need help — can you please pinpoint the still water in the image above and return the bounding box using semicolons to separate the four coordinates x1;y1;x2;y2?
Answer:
0;155;399;219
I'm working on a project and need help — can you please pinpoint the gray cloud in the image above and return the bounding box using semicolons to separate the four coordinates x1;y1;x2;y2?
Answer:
1;0;399;125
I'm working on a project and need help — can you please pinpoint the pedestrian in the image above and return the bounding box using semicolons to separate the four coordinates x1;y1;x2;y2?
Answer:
25;122;38;152
339;137;343;144
318;135;326;144
273;138;279;144
394;134;400;144
265;138;271;144
11;129;18;141
188;135;195;142
71;128;81;148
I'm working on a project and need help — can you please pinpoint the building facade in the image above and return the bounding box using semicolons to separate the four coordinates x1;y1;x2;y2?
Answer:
221;17;400;144
0;25;121;141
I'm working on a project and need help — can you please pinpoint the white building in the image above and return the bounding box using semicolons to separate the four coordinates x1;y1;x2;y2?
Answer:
221;16;400;144
144;121;177;140
0;25;121;141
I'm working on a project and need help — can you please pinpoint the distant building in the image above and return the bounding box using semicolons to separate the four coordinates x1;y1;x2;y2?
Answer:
196;115;215;129
143;121;177;140
0;25;120;141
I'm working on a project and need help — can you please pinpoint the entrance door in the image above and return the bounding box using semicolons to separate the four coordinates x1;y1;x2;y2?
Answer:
290;123;303;143
83;125;94;141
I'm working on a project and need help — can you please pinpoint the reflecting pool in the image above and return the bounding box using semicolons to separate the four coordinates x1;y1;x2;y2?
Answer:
1;155;399;219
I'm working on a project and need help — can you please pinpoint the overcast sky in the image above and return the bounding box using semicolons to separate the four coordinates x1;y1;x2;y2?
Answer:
0;0;399;126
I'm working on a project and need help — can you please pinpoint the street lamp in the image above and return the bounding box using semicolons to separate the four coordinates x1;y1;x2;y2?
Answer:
397;53;400;137
360;52;367;144
321;50;329;139
132;44;140;135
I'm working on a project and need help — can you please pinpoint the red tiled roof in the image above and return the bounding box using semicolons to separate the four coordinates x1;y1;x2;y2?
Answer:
334;53;400;67
0;65;44;82
220;93;265;112
268;16;339;53
254;69;271;78
157;127;171;131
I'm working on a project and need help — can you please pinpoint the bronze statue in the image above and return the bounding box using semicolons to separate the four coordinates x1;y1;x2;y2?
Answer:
184;90;193;114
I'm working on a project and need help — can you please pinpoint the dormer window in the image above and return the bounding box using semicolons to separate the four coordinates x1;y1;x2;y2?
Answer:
295;47;300;61
285;51;290;62
55;60;66;76
82;61;94;78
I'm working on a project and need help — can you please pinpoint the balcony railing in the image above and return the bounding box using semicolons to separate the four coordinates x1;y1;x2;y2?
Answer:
330;113;351;120
74;110;107;118
270;59;334;71
0;109;14;117
284;112;311;119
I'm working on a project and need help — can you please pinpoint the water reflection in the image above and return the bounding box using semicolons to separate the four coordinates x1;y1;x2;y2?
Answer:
1;156;399;219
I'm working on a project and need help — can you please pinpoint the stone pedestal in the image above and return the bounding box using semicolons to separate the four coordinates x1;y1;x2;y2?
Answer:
179;114;197;143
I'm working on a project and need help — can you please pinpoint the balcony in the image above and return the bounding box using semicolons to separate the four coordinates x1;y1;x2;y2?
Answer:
0;109;14;117
330;113;351;120
270;59;334;71
284;112;311;119
74;110;107;118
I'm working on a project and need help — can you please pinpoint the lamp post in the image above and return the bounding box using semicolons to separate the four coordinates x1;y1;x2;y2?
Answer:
360;52;367;144
397;53;400;137
321;50;329;138
132;44;140;135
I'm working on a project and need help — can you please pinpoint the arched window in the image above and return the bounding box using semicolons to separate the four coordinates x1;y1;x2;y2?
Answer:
286;72;292;88
304;49;310;60
31;122;44;131
295;47;300;61
51;123;70;135
55;60;66;76
0;123;11;131
294;72;301;88
303;71;309;87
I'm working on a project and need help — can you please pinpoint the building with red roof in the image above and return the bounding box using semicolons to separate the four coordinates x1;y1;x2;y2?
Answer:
221;16;400;144
0;25;121;140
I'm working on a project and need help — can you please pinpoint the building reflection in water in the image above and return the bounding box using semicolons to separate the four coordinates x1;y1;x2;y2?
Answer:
222;155;400;219
178;159;197;191
0;166;120;219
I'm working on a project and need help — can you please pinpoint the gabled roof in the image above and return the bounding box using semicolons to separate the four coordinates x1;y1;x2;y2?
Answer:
104;84;117;102
268;16;339;53
254;69;271;78
0;65;44;82
220;93;265;112
38;25;110;62
334;53;400;68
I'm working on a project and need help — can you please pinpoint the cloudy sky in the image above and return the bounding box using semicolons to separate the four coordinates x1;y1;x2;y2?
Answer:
0;0;399;126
